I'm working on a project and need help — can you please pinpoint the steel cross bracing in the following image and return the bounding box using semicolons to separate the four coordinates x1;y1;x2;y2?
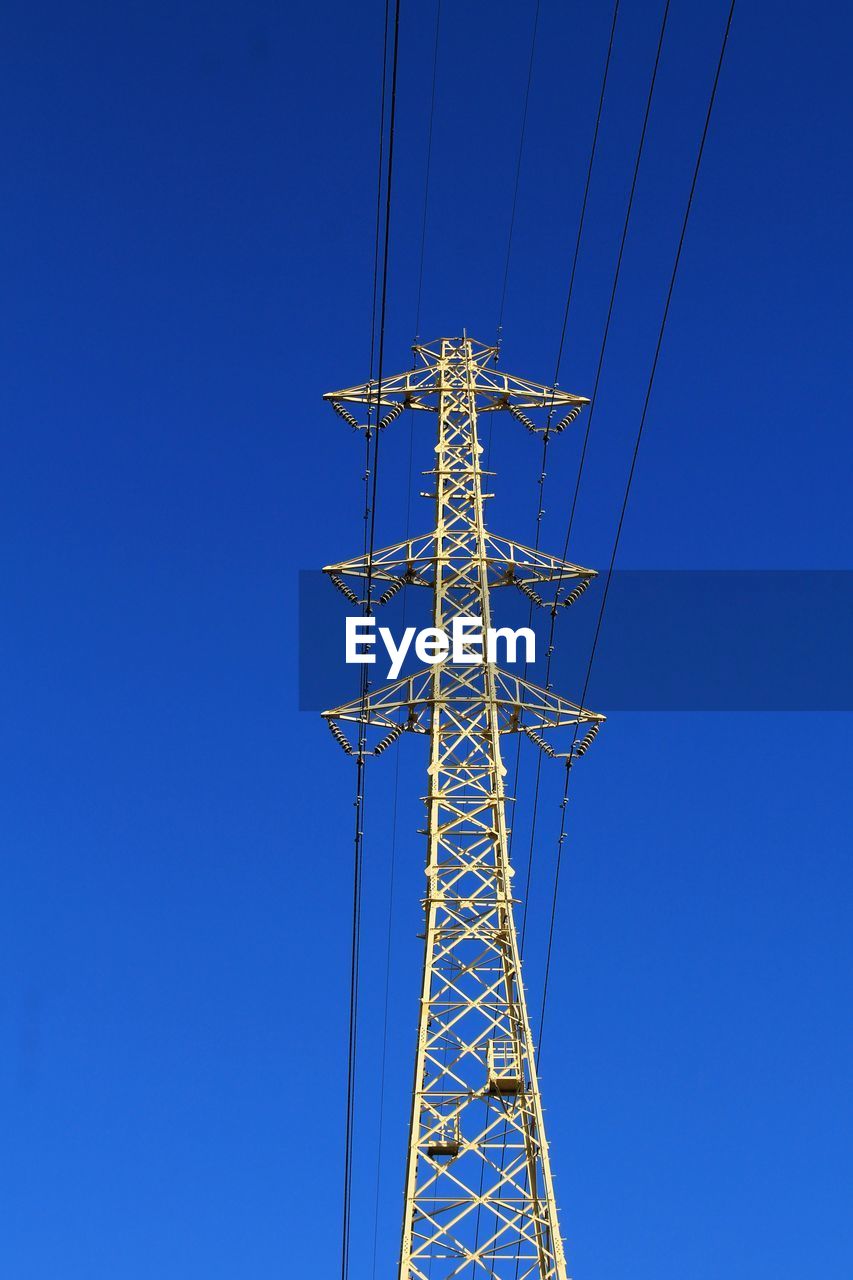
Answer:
323;337;604;1280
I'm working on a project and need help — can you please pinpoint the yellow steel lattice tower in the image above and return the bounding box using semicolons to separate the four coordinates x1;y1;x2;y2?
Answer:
323;336;604;1280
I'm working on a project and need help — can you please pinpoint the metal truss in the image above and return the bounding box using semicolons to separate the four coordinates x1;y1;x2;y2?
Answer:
324;532;596;604
325;337;589;426
324;666;603;743
323;337;603;1280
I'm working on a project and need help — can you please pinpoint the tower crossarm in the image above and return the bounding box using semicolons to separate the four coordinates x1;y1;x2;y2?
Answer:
324;335;588;427
323;665;604;751
324;531;596;595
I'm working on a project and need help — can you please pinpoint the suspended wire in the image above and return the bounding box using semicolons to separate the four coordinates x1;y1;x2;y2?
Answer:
547;0;621;418
507;0;621;950
523;0;673;1049
371;358;421;1280
343;85;386;1280
414;0;442;343
362;0;392;565
369;735;402;1279
517;0;671;936
537;0;737;1067
496;0;541;347
484;0;537;471
366;0;402;591
557;0;671;573
372;17;444;1260
341;4;402;1279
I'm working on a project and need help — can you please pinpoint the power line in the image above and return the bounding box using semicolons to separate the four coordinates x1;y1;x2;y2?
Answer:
557;0;671;570
341;3;402;1278
362;0;392;565
548;0;620;418
374;22;441;1225
369;740;402;1279
485;0;541;471
519;0;668;944
496;0;541;347
414;0;442;342
510;0;621;950
537;0;737;1066
370;389;420;1280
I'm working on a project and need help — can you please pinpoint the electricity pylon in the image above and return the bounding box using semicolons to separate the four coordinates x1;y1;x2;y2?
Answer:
323;336;604;1280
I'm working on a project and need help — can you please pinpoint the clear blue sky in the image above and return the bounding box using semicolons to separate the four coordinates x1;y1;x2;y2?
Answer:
1;2;851;1277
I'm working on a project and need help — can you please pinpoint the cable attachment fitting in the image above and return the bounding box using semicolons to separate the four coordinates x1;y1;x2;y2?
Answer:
331;400;363;430
328;572;361;605
557;577;592;609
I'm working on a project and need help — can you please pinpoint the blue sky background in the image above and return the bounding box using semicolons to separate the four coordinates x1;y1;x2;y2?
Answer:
1;1;851;1277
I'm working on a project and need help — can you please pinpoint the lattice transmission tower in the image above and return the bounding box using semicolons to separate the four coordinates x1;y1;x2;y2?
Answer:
323;336;604;1280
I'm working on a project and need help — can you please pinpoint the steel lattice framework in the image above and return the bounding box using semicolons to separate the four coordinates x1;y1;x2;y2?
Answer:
323;337;604;1280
